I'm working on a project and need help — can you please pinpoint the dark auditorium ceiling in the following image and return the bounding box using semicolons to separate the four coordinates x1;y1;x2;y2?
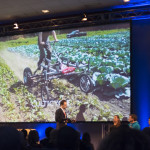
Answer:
0;0;149;23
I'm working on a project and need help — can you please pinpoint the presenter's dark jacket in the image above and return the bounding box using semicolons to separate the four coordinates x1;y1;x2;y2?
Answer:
55;108;67;129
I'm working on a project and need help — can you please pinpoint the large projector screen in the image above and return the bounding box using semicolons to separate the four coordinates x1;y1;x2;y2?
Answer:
0;22;130;122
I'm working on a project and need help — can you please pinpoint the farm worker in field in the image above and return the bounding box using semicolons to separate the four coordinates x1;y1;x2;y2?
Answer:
37;30;58;67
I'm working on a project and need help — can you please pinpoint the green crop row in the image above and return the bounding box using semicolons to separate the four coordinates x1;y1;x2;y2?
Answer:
0;28;128;49
7;30;130;97
0;58;48;122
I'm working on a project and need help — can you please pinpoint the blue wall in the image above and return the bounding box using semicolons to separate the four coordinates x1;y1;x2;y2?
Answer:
132;19;150;129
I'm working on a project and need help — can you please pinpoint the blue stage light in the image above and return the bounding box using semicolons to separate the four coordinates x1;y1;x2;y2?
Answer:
112;0;150;9
35;123;56;140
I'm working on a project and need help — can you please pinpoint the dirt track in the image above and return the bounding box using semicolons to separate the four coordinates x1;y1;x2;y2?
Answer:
0;49;37;81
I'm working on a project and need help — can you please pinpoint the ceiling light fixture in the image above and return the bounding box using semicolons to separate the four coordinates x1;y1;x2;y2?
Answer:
13;23;19;29
42;10;50;13
123;0;130;2
82;14;87;21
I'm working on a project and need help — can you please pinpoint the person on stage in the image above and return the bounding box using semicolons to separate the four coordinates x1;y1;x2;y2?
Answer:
110;115;121;132
128;114;140;130
55;100;71;129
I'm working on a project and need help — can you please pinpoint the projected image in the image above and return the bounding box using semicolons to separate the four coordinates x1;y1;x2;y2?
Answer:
0;23;130;122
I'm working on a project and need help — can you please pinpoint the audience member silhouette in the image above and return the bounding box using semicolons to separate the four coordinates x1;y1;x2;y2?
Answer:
40;127;53;147
18;131;28;150
142;117;150;138
142;127;150;138
28;130;41;149
80;132;94;150
21;129;28;148
47;129;59;149
98;126;150;150
21;129;28;139
0;126;21;150
57;126;80;150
